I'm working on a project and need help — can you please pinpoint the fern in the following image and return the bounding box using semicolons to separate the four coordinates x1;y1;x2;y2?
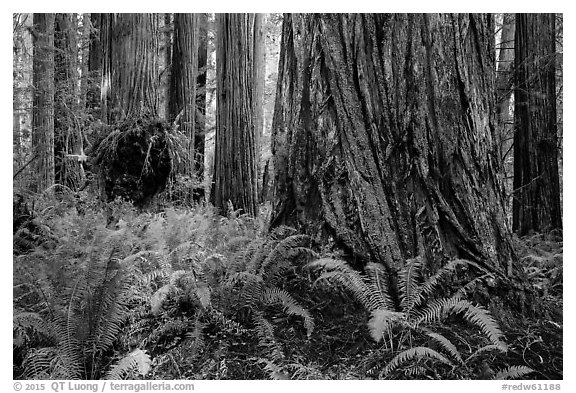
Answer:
253;311;284;362
493;366;535;380
105;349;151;380
382;346;453;377
262;287;315;337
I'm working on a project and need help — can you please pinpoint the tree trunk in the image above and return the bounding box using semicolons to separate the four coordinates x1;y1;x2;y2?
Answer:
211;13;258;216
513;13;562;235
169;13;200;186
253;13;266;189
32;13;56;193
79;13;91;113
101;13;160;122
495;14;515;201
86;13;102;112
55;13;85;190
158;13;172;120
271;14;514;276
195;13;208;182
13;14;34;187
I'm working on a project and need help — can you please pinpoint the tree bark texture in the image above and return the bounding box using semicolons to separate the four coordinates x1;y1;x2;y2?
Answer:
169;13;200;181
211;13;258;216
101;13;160;122
32;13;56;192
195;13;208;180
55;13;85;190
158;13;172;120
86;13;102;112
253;14;266;185
495;14;515;171
513;13;562;235
271;14;514;276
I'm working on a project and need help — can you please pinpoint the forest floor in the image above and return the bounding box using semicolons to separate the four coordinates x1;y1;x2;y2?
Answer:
13;192;563;380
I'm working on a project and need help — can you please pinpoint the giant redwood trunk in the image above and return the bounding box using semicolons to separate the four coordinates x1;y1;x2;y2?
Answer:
271;14;514;276
169;13;200;182
513;14;562;236
211;14;258;216
32;13;55;192
101;14;160;122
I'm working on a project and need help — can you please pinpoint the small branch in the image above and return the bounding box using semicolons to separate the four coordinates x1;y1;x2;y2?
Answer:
13;154;38;180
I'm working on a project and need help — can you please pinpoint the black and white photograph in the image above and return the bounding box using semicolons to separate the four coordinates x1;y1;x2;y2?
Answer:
11;9;566;388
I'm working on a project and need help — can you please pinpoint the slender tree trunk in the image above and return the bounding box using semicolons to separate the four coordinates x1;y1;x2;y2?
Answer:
272;14;514;276
101;13;160;122
79;13;91;112
253;14;266;189
496;14;515;175
195;13;208;182
169;13;200;187
513;13;562;235
32;13;56;192
55;13;85;190
211;13;258;216
86;13;102;112
13;14;34;186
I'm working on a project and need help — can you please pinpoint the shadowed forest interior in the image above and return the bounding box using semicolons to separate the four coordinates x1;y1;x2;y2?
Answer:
12;13;563;381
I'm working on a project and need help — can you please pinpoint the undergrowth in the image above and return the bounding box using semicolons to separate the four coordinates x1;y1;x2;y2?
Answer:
13;192;562;380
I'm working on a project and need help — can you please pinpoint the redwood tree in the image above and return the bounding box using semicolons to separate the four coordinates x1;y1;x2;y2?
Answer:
54;13;85;190
211;13;259;216
195;13;208;180
271;14;514;276
513;13;562;235
169;13;200;183
32;13;55;192
100;13;160;122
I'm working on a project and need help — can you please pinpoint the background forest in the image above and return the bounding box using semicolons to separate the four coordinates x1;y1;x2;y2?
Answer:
12;13;563;381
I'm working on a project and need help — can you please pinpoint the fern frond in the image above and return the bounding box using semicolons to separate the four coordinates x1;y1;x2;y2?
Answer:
414;298;507;351
412;259;471;310
382;346;452;377
226;271;264;307
259;234;314;274
257;358;291;380
493;366;534;380
262;287;314;337
105;349;151;380
150;284;176;316
22;347;58;379
368;309;405;343
398;256;423;312
364;262;395;310
308;258;373;311
467;344;507;362
424;331;463;364
253;311;284;362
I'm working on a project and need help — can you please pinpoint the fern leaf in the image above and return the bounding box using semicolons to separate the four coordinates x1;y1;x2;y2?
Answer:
414;298;507;351
308;258;373;311
105;348;151;380
412;259;471;309
259;234;314;275
368;309;405;343
150;284;175;316
364;263;395;311
424;331;463;364
253;311;284;362
493;366;534;380
262;287;314;337
383;346;452;377
399;256;423;312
